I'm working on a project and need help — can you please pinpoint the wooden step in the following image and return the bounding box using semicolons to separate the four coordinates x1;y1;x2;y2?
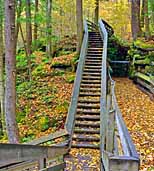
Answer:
77;103;100;109
85;59;102;63
80;87;101;92
80;83;101;88
79;92;100;97
83;72;101;76
82;76;101;80
86;57;102;60
84;66;102;69
83;69;101;73
74;128;100;134
80;89;100;93
76;115;100;120
75;122;100;128
84;62;102;66
71;143;99;149
72;134;100;142
81;80;101;84
77;109;100;115
78;99;100;103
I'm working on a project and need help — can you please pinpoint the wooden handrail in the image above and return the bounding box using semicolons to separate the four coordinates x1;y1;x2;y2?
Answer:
98;19;108;153
99;19;140;170
27;129;68;145
65;20;89;137
0;143;68;168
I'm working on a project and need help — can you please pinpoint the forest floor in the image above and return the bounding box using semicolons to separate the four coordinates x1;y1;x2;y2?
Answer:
0;51;75;143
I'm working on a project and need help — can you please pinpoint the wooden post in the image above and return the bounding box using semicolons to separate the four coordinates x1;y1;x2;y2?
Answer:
106;81;115;153
106;109;115;153
38;158;46;170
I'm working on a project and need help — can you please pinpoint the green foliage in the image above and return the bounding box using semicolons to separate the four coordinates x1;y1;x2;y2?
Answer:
135;40;154;49
38;115;50;131
108;35;129;61
51;70;65;77
65;74;75;83
16;53;28;69
21;134;35;143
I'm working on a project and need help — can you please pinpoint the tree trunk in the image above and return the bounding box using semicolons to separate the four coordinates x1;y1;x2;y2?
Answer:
144;0;150;39
15;0;22;50
46;0;52;57
94;0;99;24
0;0;4;136
34;0;39;50
76;0;83;54
141;0;145;28
131;0;141;40
26;0;32;80
5;0;19;143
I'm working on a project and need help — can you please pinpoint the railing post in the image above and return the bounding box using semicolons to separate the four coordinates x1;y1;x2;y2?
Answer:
38;158;46;170
106;80;115;153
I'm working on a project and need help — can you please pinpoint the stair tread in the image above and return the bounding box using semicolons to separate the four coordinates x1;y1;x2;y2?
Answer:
73;134;100;141
82;76;101;80
78;99;100;103
86;58;102;60
77;108;100;113
74;128;100;134
80;83;101;87
83;70;101;73
80;87;101;91
71;143;99;149
76;115;100;120
75;122;100;128
84;66;102;69
79;93;100;96
78;102;100;106
81;80;101;83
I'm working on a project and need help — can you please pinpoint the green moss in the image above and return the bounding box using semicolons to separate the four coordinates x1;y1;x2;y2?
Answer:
65;74;75;83
135;40;154;49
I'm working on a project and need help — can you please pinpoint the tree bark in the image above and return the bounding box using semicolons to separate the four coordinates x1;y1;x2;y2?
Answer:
46;0;52;57
141;0;145;28
76;0;83;54
15;0;22;50
94;0;99;24
26;0;32;80
0;0;4;136
131;0;141;40
5;0;19;143
34;0;39;49
144;0;150;39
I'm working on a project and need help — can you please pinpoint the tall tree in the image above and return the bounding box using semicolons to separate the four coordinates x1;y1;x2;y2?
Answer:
76;0;83;54
34;0;39;49
5;0;19;143
141;0;145;28
26;0;32;79
94;0;99;24
131;0;141;40
46;0;52;57
144;0;150;39
0;0;4;136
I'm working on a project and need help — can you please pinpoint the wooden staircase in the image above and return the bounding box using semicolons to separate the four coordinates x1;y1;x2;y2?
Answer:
71;30;103;149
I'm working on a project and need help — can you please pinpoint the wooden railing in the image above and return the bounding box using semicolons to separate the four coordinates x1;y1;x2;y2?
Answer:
0;129;69;171
98;19;108;162
131;46;154;97
134;72;154;98
65;20;89;144
99;19;140;171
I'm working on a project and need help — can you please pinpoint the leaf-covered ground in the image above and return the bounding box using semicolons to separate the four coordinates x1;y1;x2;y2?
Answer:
0;52;75;143
65;149;100;171
114;77;154;171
